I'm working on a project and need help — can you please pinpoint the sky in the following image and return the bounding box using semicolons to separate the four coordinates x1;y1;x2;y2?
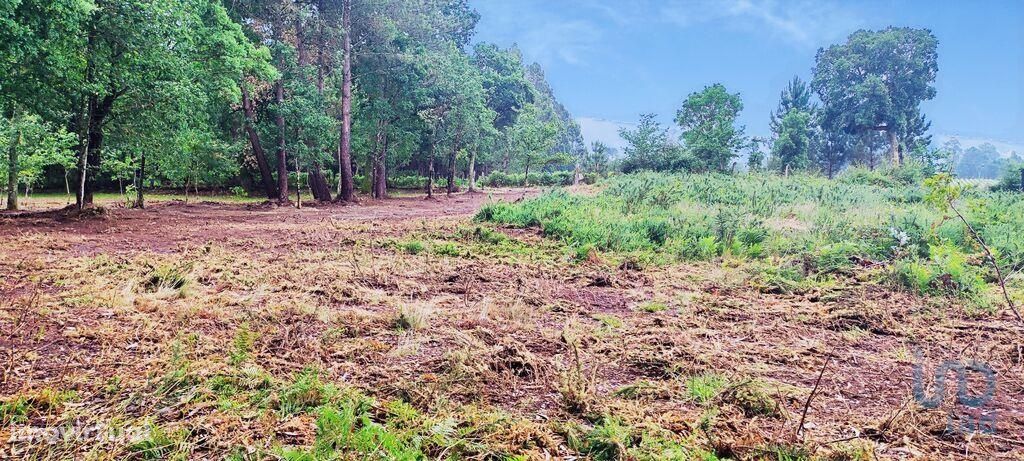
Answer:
470;0;1024;154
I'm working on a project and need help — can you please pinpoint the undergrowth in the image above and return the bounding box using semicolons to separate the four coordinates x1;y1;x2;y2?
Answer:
477;170;1024;307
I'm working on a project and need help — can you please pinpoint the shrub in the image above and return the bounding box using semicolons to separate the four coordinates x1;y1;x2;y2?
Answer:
478;171;575;187
475;171;1024;306
399;240;426;255
685;373;727;404
279;368;336;416
395;304;431;330
992;162;1024;192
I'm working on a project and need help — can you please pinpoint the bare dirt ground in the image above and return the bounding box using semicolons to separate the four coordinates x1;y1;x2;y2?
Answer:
1;189;1022;460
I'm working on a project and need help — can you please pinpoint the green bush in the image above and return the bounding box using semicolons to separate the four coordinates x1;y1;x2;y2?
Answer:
476;171;1024;307
478;170;576;187
992;162;1024;192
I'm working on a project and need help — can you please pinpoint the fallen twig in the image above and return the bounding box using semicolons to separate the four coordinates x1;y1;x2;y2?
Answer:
948;201;1024;327
797;347;835;439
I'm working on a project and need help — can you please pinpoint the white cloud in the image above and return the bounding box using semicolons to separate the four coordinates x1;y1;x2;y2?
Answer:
521;20;603;66
659;0;861;48
577;117;634;152
472;1;604;67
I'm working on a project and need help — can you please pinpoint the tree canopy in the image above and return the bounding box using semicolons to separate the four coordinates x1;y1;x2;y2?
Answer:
812;27;938;166
676;84;747;173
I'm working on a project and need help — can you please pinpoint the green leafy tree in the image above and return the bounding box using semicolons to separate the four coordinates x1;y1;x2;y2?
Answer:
619;113;687;173
771;109;812;173
810;123;853;178
1;111;76;209
746;137;767;172
812;27;938;167
956;143;1003;179
509;103;559;185
472;43;533;130
676;84;747;172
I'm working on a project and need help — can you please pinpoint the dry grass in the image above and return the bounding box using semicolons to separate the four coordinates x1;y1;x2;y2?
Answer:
0;194;1021;459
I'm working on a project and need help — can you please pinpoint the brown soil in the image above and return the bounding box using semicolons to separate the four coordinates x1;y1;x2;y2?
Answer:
1;189;1021;460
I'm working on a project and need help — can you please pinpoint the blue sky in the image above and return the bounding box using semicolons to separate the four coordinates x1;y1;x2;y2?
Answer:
470;0;1024;154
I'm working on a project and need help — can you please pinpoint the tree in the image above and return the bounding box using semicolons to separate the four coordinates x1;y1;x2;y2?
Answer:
1;111;76;209
619;113;686;173
337;0;355;202
472;43;533;131
771;109;812;173
2;0;579;206
770;76;814;136
746;137;767;172
41;0;270;210
943;138;963;169
956;143;1003;179
812;27;938;166
508;104;559;185
910;141;955;176
586;141;611;175
676;84;746;172
524;63;585;166
810;123;853;178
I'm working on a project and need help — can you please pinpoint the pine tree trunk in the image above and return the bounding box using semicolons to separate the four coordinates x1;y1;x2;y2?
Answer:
136;152;146;209
426;145;435;199
372;126;387;197
370;120;388;199
336;0;355;202
1019;168;1023;193
241;84;278;200
273;16;289;204
6;126;19;210
295;156;302;209
373;131;388;199
468;150;477;192
888;129;900;167
447;130;461;195
76;27;95;211
275;78;288;203
298;15;332;203
310;164;332;202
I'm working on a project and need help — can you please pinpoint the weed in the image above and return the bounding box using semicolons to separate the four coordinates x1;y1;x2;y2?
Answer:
585;417;633;461
725;381;780;418
476;171;1024;307
399;240;426;254
614;380;668;400
593;313;623;329
0;388;78;427
757;444;812;461
279;368;336;416
638;301;668;313
685;373;728;404
559;330;598;414
129;424;193;460
395;304;431;331
142;262;193;297
431;242;464;257
229;324;256;366
458;225;509;245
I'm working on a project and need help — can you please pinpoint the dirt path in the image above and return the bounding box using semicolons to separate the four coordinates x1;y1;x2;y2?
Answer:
0;189;536;255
